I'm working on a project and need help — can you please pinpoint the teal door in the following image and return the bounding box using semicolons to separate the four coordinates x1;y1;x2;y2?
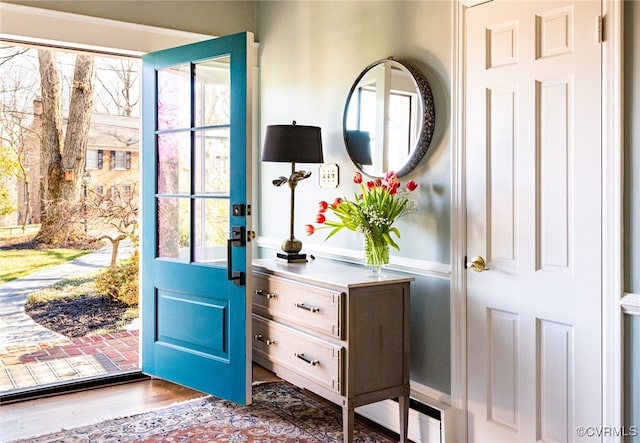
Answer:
141;32;253;404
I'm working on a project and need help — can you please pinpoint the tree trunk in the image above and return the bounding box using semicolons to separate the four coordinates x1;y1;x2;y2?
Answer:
35;50;95;245
36;50;64;214
111;238;120;267
62;54;94;202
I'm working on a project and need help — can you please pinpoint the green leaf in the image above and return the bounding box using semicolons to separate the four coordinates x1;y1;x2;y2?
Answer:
383;231;400;250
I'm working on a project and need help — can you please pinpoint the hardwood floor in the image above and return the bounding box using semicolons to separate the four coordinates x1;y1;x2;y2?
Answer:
1;364;280;441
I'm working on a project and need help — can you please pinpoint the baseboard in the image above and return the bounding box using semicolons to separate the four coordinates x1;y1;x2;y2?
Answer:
356;398;443;443
353;382;457;443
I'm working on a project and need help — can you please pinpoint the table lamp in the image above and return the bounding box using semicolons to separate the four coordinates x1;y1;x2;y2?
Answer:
262;121;323;262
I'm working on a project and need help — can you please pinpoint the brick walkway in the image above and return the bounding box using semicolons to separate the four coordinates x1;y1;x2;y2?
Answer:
0;330;139;391
0;242;138;392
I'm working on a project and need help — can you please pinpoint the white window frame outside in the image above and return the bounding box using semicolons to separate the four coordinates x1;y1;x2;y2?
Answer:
113;151;126;170
86;149;99;170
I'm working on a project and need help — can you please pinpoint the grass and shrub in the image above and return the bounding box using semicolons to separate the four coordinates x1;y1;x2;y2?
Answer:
1;230;139;338
25;254;139;337
95;250;139;306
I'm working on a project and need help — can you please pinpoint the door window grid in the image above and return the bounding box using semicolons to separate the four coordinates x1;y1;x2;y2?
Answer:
156;56;231;264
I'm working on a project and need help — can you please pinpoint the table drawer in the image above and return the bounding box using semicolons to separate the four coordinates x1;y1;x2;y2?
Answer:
252;273;343;338
252;314;343;394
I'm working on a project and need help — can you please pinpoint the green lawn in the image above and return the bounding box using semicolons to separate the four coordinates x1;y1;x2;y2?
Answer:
0;248;90;284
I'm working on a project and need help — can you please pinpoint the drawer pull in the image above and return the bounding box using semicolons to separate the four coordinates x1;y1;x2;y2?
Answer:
254;334;275;345
294;352;319;366
255;289;276;299
294;303;320;313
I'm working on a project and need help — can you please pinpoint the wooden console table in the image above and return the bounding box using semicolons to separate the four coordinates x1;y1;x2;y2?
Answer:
251;258;413;442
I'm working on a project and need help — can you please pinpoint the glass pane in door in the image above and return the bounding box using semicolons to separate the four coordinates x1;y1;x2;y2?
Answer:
194;128;230;194
157;197;190;261
158;132;190;195
195;56;230;127
194;198;229;263
157;65;191;130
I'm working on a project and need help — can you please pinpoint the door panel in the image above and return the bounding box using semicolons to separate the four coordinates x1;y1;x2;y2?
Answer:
141;32;253;405
465;2;601;441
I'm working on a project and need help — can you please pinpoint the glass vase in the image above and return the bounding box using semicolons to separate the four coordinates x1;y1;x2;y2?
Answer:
364;233;389;278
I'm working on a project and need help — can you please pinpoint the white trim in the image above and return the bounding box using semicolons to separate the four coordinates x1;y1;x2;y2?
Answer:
411;379;452;408
356;400;441;443
255;236;451;280
0;3;213;56
451;2;468;442
621;293;640;316
601;0;624;440
354;381;453;443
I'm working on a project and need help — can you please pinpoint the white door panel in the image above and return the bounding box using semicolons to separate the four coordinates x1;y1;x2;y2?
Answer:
465;1;602;442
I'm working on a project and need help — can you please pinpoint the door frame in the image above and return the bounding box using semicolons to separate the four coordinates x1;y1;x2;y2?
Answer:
451;0;624;441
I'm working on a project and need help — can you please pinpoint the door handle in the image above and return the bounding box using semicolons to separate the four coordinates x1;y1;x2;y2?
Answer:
227;226;246;285
466;255;490;272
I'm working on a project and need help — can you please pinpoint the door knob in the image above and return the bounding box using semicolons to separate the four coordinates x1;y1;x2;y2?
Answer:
466;256;489;272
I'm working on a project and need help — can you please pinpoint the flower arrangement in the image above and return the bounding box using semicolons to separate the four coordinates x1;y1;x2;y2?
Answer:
305;171;418;274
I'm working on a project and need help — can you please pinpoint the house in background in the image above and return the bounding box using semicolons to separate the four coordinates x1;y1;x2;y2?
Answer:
16;99;139;226
0;1;637;442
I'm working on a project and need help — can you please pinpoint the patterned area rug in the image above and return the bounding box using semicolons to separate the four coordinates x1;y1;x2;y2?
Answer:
12;382;395;442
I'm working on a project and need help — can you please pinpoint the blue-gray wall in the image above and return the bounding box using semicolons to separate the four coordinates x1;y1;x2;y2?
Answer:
256;1;453;394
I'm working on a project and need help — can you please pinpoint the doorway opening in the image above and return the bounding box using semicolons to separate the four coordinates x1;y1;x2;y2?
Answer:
0;42;143;401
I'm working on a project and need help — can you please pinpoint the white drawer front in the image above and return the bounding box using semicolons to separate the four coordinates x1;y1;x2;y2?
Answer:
252;314;343;394
252;273;343;338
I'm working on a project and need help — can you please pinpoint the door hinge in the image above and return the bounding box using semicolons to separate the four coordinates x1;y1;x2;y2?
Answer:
598;15;604;43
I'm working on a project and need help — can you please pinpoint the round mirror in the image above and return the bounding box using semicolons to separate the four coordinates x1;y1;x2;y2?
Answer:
343;59;435;178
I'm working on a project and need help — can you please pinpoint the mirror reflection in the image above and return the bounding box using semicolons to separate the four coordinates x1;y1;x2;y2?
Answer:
343;59;435;177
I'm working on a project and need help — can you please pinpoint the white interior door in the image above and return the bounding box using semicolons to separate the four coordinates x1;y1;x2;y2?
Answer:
464;1;602;441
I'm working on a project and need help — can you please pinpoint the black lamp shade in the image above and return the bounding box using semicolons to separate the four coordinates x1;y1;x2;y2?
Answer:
262;124;324;164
